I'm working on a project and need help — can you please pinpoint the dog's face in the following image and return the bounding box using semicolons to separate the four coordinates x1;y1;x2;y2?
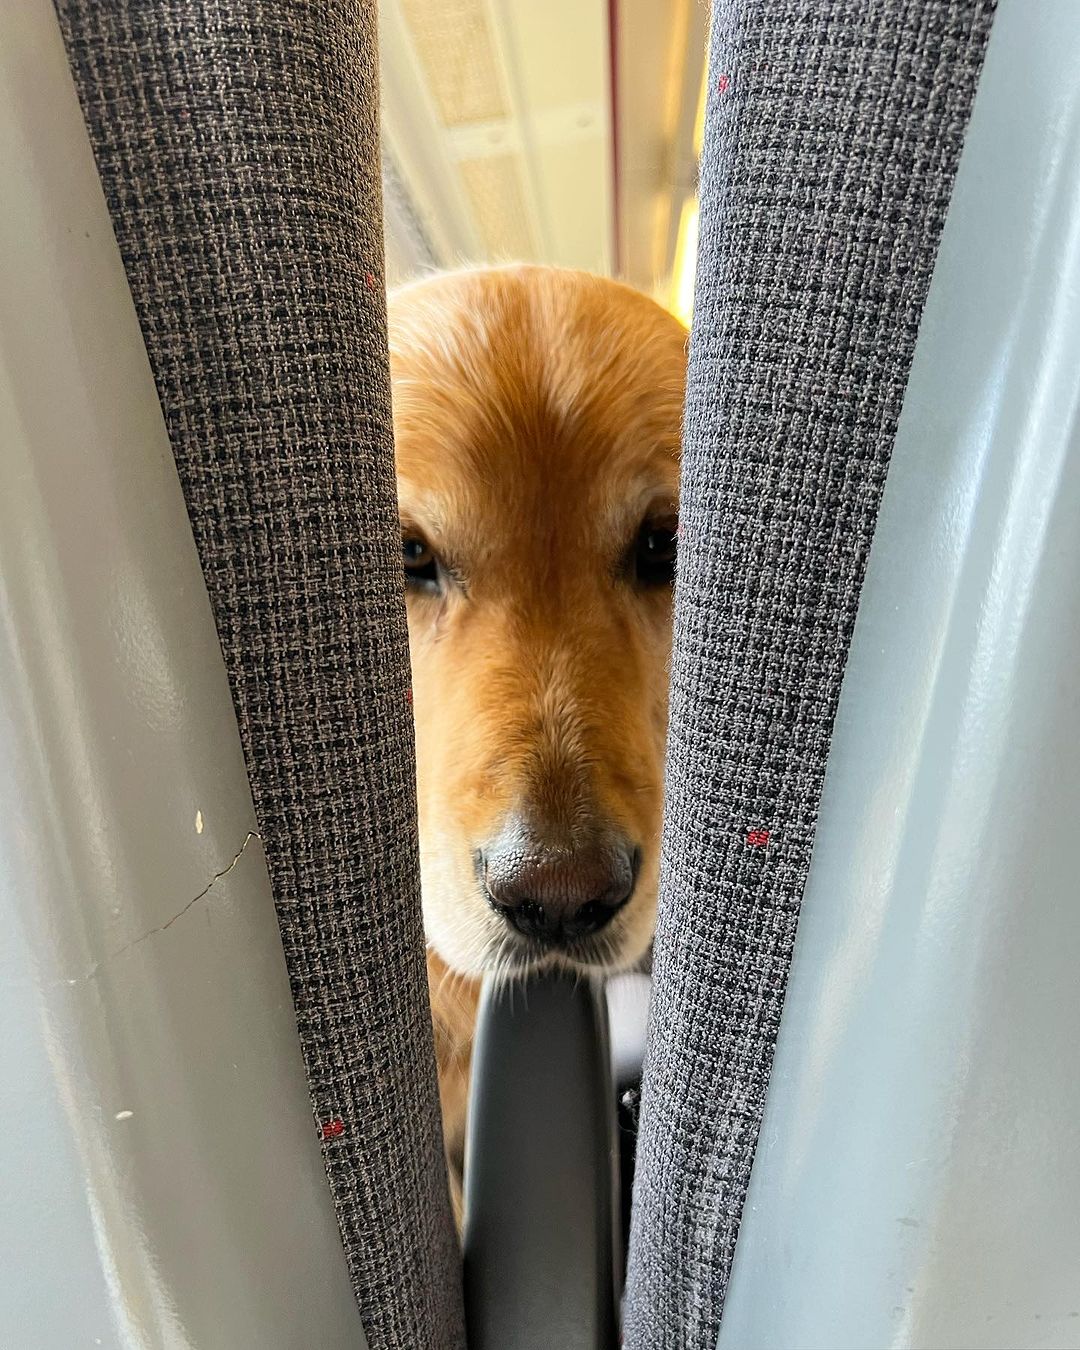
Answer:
389;267;685;978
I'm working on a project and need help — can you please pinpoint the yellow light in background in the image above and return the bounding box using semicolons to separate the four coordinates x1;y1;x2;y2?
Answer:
670;195;699;328
668;63;708;327
693;62;707;157
663;0;695;142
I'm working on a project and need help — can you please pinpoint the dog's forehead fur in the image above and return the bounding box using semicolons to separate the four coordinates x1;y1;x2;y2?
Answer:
388;266;685;577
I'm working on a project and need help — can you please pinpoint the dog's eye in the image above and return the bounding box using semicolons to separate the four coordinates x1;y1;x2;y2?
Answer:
635;521;678;586
403;536;440;591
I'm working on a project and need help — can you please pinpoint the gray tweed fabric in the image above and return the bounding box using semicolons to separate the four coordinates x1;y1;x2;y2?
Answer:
624;1;995;1344
54;3;464;1345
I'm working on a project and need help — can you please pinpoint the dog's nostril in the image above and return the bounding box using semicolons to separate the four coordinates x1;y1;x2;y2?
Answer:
501;900;549;942
571;900;609;935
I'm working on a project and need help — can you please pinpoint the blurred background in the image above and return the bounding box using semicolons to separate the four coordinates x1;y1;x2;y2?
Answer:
378;0;708;326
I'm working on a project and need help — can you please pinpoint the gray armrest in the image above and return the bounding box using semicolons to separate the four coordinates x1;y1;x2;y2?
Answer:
463;973;621;1349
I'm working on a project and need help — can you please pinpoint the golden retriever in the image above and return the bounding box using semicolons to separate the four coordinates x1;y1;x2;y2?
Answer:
387;265;686;1205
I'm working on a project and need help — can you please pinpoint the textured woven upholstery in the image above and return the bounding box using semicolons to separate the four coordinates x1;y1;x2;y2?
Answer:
54;3;464;1345
624;2;995;1345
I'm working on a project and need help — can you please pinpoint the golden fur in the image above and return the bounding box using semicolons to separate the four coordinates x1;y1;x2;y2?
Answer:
388;266;686;1199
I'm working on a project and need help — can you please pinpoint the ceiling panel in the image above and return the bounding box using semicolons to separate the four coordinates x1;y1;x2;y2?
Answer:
379;0;706;314
398;0;509;125
458;153;536;260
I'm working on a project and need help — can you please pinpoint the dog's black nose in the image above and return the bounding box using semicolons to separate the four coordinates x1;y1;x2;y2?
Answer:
480;828;639;947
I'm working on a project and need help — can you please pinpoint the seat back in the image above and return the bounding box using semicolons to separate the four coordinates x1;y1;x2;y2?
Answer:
54;2;464;1344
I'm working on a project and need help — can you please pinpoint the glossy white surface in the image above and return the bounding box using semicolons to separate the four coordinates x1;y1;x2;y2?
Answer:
717;3;1080;1346
0;6;366;1346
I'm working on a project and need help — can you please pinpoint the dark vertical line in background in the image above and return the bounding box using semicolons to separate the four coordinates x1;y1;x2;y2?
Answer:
607;0;622;277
